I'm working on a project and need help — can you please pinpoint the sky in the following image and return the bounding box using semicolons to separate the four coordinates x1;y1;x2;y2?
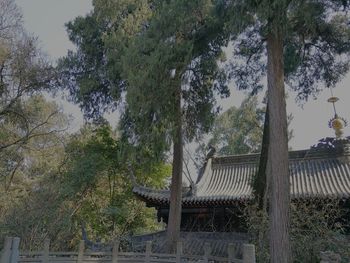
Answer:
15;0;350;151
15;0;92;130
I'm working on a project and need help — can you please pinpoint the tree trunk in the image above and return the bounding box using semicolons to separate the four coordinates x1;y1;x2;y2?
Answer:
266;29;291;263
166;85;183;252
254;103;269;210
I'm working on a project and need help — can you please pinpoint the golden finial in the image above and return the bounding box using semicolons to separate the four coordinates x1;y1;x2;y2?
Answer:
327;91;347;138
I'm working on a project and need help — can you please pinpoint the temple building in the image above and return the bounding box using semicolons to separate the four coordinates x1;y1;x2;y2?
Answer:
133;95;350;233
133;137;350;232
130;97;350;256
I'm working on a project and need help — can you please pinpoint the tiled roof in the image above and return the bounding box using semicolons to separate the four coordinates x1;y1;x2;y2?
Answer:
133;137;350;206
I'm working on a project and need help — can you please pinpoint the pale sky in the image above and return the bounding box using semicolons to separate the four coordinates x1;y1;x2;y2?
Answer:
15;0;350;150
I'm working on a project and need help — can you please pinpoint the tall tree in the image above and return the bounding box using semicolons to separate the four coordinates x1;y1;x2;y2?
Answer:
225;1;350;261
0;0;63;192
59;0;229;251
121;0;228;250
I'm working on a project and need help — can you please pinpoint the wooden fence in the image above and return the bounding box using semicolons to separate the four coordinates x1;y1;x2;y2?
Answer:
1;237;256;263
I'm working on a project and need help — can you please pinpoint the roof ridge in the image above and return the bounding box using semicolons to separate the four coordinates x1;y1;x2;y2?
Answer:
212;150;310;164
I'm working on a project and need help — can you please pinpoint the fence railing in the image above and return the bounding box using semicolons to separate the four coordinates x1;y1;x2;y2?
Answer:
1;237;256;263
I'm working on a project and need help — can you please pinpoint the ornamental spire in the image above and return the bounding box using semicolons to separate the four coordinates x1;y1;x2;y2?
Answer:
327;88;347;138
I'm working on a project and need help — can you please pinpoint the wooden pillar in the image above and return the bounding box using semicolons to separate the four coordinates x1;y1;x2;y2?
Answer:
10;238;20;263
77;240;85;263
42;239;50;263
243;244;256;263
1;237;13;263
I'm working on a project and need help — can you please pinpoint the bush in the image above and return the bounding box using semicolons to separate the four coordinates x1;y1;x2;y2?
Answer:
245;200;350;263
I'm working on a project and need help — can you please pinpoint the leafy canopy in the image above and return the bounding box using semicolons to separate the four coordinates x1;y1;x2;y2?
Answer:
226;0;350;99
208;96;264;155
58;0;153;118
61;124;170;241
120;0;229;158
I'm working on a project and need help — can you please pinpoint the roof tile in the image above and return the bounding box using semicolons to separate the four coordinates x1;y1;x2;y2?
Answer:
134;138;350;206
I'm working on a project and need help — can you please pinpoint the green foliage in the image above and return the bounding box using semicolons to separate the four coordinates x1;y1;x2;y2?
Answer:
290;201;350;263
224;2;350;260
0;0;167;251
1;180;74;250
1;123;170;250
208;96;264;155
59;0;230;161
60;124;170;243
0;96;70;250
0;1;72;249
198;95;293;160
225;0;350;98
58;0;153;118
121;0;229;160
0;0;59;190
0;95;68;191
245;201;350;263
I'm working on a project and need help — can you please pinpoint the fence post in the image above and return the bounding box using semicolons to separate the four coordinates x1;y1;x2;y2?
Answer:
176;241;182;263
145;241;152;263
112;240;119;263
77;240;85;263
228;243;235;263
41;238;50;263
10;238;20;263
242;244;256;263
203;242;211;263
1;237;13;263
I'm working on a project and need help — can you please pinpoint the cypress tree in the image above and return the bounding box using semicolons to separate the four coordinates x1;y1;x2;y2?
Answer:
225;1;350;261
121;0;229;251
